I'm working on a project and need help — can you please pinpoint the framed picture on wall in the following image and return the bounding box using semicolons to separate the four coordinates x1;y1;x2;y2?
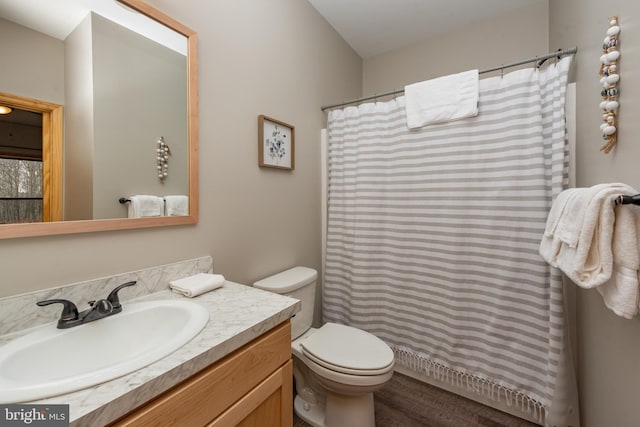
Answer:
258;115;295;170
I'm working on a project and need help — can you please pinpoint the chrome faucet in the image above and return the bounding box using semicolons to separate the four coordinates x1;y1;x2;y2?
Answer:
37;281;137;329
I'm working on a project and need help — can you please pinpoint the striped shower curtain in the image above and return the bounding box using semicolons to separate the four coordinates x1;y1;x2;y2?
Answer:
324;57;578;427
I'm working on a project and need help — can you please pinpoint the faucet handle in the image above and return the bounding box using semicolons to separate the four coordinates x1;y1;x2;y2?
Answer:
106;281;137;311
36;299;79;322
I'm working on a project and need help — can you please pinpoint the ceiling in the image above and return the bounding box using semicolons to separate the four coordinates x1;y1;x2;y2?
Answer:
307;0;546;58
3;1;545;59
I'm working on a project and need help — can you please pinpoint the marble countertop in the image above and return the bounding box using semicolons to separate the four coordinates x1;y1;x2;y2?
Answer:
12;282;300;427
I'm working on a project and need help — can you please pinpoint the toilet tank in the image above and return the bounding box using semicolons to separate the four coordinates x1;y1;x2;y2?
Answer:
253;266;317;340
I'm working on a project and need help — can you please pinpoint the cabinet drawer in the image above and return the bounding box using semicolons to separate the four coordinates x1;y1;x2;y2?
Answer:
110;321;291;427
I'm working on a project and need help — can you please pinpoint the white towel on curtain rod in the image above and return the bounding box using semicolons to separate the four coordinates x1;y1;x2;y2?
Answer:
404;69;479;128
324;57;578;427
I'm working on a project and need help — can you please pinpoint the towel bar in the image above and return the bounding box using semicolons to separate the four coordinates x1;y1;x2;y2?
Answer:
119;198;131;204
614;194;640;206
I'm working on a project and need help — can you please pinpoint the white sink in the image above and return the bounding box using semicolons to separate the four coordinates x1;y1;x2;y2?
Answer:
0;299;209;403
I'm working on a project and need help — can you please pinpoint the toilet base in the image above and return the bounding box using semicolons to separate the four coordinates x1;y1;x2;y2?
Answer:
326;391;375;427
294;392;376;427
294;394;325;427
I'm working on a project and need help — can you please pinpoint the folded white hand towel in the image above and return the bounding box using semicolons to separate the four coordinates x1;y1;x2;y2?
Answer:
169;273;225;297
554;187;599;248
541;184;621;264
596;201;640;318
540;183;637;289
164;195;189;216
404;69;479;129
128;195;165;218
540;189;577;266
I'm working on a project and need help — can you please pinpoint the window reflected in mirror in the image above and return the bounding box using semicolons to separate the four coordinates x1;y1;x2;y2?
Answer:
0;108;43;224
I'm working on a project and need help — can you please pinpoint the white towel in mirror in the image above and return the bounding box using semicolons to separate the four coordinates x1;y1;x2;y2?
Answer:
164;195;188;216
128;195;165;218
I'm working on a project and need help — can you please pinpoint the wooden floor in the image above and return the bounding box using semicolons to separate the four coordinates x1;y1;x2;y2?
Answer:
293;372;540;427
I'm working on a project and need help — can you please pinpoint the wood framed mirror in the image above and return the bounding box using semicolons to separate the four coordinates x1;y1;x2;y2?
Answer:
0;0;198;239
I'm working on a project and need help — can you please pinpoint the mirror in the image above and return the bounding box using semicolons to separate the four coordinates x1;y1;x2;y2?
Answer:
0;0;198;239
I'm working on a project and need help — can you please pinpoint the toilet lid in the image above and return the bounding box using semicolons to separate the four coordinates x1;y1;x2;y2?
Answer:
300;323;394;375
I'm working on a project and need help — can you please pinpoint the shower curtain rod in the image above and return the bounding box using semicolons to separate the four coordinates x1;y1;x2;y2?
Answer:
320;46;577;111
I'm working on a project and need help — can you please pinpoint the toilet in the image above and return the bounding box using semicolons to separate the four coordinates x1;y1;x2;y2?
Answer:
254;266;394;427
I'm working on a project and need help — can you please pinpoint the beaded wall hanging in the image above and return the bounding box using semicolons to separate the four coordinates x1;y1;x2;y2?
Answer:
157;136;171;182
599;16;620;154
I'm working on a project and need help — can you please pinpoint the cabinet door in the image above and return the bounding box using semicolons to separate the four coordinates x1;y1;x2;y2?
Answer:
208;359;293;427
110;322;291;427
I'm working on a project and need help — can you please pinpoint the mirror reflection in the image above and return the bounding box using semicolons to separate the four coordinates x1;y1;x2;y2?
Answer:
0;0;190;224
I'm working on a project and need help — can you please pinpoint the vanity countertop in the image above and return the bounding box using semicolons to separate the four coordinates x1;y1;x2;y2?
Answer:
20;282;300;427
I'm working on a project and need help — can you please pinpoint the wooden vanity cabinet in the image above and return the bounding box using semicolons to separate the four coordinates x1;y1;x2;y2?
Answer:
109;321;293;427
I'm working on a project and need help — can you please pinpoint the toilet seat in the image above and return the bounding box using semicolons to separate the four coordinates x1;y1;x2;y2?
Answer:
300;322;394;376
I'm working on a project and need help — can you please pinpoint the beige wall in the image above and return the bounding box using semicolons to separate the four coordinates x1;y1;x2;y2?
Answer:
0;0;361;298
65;15;95;221
550;2;640;427
0;17;64;104
363;2;548;96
